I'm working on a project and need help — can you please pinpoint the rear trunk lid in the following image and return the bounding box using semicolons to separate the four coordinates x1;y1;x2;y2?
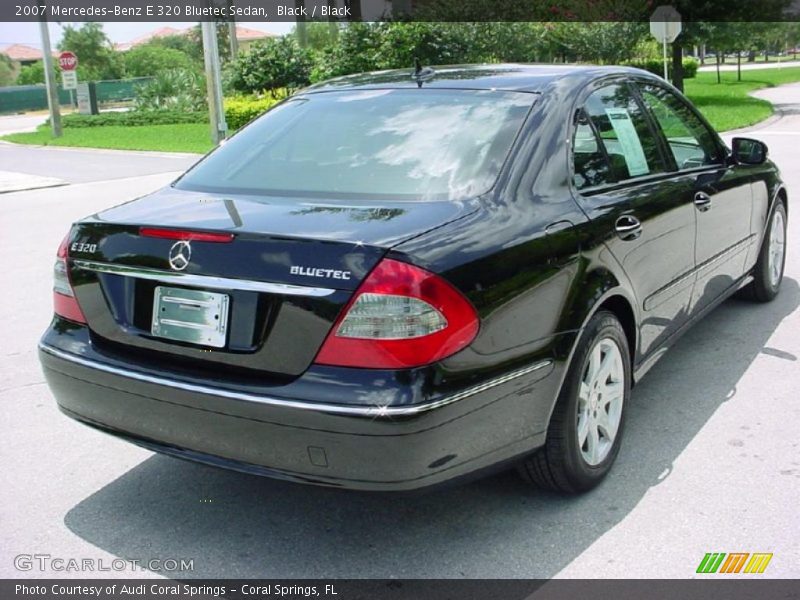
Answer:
66;187;476;378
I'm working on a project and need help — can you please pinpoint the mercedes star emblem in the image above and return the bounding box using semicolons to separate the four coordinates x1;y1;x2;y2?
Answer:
168;240;192;271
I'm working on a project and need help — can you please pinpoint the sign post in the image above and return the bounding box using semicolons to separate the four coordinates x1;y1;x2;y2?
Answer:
650;6;682;82
38;13;61;137
58;51;78;111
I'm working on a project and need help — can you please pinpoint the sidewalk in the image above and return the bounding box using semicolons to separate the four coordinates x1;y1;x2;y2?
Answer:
698;59;800;72
0;169;66;194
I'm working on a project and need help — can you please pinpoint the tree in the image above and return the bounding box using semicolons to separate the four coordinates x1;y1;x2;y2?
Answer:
294;21;340;52
15;60;57;85
148;34;202;62
228;36;312;96
123;45;195;78
546;22;648;64
0;54;16;87
59;22;122;81
311;23;383;81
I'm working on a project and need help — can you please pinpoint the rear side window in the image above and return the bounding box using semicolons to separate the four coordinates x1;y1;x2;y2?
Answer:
572;111;613;190
176;89;535;201
580;83;666;183
637;83;722;170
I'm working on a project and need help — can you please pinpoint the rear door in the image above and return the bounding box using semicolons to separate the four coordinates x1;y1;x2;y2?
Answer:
634;81;753;315
571;80;698;361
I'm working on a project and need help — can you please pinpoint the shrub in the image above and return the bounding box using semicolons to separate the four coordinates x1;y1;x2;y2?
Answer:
224;96;283;130
123;45;195;78
625;58;698;79
134;69;206;112
228;37;312;96
60;111;206;128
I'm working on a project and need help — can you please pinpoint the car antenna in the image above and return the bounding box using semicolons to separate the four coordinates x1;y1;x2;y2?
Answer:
412;57;435;88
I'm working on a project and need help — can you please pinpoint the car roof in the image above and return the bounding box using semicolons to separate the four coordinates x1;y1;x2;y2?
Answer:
303;63;658;95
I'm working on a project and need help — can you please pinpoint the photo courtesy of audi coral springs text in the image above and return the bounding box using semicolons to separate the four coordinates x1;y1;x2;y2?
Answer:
40;64;788;493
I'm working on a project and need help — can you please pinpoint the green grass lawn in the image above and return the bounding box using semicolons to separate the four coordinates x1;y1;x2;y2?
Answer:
1;123;213;154
684;67;800;131
4;67;800;154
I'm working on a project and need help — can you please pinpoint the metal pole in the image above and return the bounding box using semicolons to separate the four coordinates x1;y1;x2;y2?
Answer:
201;21;227;145
228;19;239;61
38;13;61;137
663;38;669;81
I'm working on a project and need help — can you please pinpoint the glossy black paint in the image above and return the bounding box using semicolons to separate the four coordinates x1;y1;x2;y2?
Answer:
40;64;787;490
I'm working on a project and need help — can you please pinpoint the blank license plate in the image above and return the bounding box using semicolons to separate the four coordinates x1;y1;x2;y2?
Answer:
151;286;230;348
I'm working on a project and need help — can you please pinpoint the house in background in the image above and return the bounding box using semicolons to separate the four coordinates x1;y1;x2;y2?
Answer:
0;44;52;69
114;25;276;54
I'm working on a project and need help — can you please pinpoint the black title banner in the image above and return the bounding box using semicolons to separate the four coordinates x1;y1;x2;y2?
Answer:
3;0;800;23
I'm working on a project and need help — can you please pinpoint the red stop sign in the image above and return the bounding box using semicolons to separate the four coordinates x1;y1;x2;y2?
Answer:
58;51;78;71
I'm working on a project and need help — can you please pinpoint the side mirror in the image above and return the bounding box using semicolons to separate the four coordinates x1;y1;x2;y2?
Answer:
731;137;768;165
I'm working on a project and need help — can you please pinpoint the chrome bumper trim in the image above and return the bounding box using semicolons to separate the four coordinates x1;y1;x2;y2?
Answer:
72;260;336;298
39;343;552;418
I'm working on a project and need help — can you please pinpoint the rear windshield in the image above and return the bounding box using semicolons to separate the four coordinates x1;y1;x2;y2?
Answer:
176;89;535;201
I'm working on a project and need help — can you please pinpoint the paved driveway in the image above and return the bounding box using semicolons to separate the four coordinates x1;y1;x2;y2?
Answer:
0;90;798;579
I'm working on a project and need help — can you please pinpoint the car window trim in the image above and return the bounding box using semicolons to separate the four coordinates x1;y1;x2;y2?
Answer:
574;163;728;197
567;75;672;197
571;108;615;192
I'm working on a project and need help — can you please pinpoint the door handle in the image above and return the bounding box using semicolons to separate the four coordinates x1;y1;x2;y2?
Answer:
694;191;712;212
614;215;642;241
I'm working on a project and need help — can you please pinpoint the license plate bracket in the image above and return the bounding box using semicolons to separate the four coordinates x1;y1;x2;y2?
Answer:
151;286;230;348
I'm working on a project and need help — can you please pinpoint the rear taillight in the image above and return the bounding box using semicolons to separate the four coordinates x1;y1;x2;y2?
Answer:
314;259;479;369
53;234;86;324
139;227;234;243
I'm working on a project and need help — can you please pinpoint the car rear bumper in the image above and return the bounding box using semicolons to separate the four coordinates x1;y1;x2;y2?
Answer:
39;336;560;491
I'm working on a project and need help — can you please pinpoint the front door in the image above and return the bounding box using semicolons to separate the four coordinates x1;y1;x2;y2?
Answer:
635;82;753;315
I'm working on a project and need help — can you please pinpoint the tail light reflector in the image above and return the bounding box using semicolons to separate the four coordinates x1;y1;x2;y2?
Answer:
314;259;479;369
53;234;86;324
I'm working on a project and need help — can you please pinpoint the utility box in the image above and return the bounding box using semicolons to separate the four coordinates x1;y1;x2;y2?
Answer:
76;82;98;115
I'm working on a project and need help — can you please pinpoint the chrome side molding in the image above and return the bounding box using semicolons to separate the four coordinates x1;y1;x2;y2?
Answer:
72;260;336;297
39;343;552;418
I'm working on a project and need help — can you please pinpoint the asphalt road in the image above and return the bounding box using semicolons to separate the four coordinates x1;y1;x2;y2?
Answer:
1;88;798;580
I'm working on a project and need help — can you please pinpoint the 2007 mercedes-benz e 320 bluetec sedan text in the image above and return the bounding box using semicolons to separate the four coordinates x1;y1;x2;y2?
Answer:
40;65;788;493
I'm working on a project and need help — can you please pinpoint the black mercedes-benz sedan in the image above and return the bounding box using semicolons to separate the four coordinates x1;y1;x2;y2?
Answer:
39;64;788;493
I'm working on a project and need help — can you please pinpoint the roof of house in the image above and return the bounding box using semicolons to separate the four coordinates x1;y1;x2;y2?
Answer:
235;26;276;41
1;44;45;62
114;25;275;51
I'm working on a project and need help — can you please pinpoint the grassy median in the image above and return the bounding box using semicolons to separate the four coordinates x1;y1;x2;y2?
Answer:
685;67;800;131
3;67;800;154
1;123;213;154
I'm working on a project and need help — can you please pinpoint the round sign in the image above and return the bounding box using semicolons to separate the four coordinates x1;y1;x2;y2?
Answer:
58;51;78;71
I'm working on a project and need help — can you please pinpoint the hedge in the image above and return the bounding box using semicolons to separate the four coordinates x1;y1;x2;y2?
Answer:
57;96;283;131
625;58;699;79
224;96;283;130
60;111;206;128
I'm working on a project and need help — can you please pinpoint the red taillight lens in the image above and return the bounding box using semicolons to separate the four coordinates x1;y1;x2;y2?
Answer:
314;259;479;369
53;234;86;324
139;227;234;243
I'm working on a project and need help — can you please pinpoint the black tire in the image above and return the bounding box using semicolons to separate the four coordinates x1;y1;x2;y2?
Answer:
739;201;787;303
518;311;631;493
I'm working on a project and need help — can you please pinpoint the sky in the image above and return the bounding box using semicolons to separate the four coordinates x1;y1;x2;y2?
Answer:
0;21;294;49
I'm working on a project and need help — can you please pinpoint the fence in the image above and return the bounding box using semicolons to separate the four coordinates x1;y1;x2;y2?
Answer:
0;77;153;114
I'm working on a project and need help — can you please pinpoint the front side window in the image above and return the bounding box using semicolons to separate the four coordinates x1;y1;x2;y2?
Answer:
176;89;535;201
581;83;666;183
638;83;721;170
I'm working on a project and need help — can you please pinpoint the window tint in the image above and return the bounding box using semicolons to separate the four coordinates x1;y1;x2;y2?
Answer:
582;83;665;182
638;84;721;170
176;89;535;201
572;111;613;190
